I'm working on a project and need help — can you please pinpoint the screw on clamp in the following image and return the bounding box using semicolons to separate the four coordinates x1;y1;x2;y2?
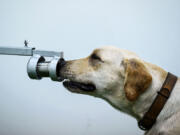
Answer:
24;40;28;47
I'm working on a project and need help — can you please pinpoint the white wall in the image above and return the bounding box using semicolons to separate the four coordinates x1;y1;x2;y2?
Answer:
0;0;180;135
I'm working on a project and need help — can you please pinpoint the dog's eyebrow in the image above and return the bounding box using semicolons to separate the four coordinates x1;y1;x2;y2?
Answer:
92;49;101;56
90;49;105;63
90;49;102;59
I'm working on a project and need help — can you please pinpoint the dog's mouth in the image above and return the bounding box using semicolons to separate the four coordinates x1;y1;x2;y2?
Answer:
63;80;96;92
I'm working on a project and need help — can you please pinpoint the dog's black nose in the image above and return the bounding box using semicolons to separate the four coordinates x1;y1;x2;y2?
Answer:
57;58;66;81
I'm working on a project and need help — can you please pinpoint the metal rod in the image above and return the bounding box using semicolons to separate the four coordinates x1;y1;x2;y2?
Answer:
0;46;33;56
0;46;63;57
37;62;50;77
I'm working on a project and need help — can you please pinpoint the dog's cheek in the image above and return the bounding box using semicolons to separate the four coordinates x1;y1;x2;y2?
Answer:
93;71;120;93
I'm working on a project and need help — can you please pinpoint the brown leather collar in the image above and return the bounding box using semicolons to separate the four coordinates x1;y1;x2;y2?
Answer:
138;72;178;130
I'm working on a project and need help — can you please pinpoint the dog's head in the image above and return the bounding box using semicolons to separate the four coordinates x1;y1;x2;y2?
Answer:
60;46;152;110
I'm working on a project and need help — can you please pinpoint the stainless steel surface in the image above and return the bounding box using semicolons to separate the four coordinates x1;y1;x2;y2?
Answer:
48;56;59;81
0;46;33;56
27;55;62;81
27;55;45;79
33;50;61;57
37;62;50;77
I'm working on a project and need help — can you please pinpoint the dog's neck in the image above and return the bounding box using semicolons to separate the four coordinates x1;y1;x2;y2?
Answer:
132;62;168;119
131;62;180;123
104;62;180;125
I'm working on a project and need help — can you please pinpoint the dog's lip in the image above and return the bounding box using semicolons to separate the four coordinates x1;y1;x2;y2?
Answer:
63;80;96;92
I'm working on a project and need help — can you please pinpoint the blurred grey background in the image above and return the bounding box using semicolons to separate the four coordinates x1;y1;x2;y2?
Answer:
0;0;180;135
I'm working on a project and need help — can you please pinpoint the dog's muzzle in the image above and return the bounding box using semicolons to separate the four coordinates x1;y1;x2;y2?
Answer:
58;60;96;92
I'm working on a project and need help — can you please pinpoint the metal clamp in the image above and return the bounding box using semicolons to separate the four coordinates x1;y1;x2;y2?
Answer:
0;41;65;82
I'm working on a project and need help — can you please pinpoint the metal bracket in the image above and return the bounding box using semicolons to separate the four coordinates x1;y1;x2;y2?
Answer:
0;41;65;82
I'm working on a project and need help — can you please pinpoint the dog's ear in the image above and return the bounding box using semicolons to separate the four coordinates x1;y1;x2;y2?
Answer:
123;59;152;101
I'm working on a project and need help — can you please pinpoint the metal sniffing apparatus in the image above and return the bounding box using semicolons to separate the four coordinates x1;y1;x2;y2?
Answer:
0;41;65;82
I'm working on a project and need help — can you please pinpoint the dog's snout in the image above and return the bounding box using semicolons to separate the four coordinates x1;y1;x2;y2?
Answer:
58;58;91;81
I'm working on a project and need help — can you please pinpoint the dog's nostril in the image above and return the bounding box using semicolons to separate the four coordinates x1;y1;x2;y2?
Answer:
59;58;66;68
57;58;66;81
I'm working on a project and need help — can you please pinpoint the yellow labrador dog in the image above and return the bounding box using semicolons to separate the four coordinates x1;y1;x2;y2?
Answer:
60;46;180;135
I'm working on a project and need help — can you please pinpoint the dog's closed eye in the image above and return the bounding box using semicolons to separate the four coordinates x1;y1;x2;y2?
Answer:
91;53;102;61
